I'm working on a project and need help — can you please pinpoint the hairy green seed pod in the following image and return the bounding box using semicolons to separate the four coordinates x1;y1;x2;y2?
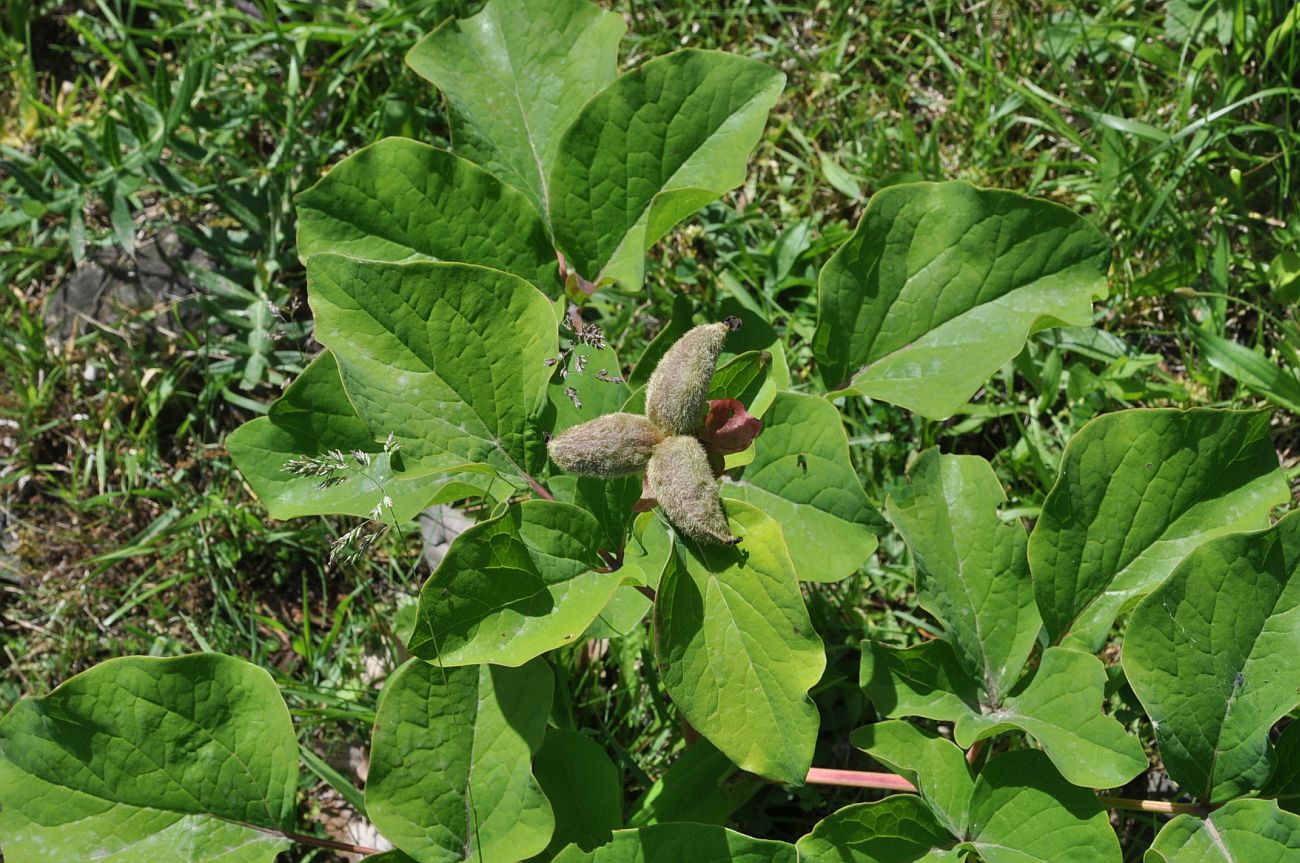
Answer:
548;412;663;477
645;322;729;435
646;435;738;545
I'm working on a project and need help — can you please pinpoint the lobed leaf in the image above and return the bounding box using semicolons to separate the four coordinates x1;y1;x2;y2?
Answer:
0;655;297;862
296;138;560;293
307;255;557;478
227;351;475;522
407;500;616;666
1124;511;1300;802
723;392;884;583
860;639;982;728
366;658;553;863
886;449;1039;703
955;648;1147;790
814;181;1109;418
406;0;626;221
795;795;960;863
1145;799;1300;863
965;750;1122;863
653;502;824;784
1030;408;1287;648
550;50;784;287
850;721;974;836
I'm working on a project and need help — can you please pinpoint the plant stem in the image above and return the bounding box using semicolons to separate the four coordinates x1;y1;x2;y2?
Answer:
805;768;915;791
804;768;1211;816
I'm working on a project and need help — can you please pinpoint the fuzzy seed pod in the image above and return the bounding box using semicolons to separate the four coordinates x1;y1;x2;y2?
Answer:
645;322;729;435
548;412;663;477
646;435;739;545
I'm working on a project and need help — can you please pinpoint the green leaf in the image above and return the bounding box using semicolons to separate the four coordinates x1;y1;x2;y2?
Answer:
307;255;557;478
406;0;626;219
549;474;642;556
850;722;974;837
814;181;1109;418
723;392;884;583
295;138;561;293
955;648;1147;790
532;729;623;856
550;50;784;287
653;502;824;784
616;511;673;589
1124;511;1300;803
1146;799;1300;863
795;795;960;863
227;351;467;522
1030;408;1287;649
860;639;982;728
552;824;796;863
966;750;1122;863
886;449;1039;703
0;655;296;862
1189;326;1300;414
407;500;617;666
1262;720;1300;813
581;585;652;640
367;658;554;863
625;740;764;829
709;350;777;421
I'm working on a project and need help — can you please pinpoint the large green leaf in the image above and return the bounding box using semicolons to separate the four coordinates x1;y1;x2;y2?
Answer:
1030;409;1287;648
1124;511;1300;803
860;642;1144;790
553;824;796;863
795;795;960;863
0;655;296;862
954;648;1147;790
366;658;554;863
850;721;974;837
550;50;784;287
1146;799;1300;863
406;0;625;220
227;351;464;521
813;181;1109;418
407;500;616;666
295;138;560;293
653;502;824;784
886;450;1039;703
723;392;884;583
307;255;556;478
965;750;1122;863
532;729;623;856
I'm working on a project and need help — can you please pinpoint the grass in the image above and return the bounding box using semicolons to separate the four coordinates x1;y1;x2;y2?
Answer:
2;0;1299;857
